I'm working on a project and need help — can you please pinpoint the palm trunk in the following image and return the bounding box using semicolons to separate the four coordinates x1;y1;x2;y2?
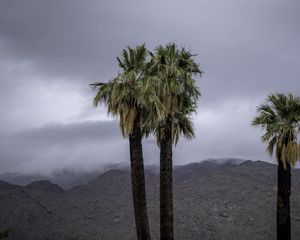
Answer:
277;160;291;240
129;116;151;240
160;115;174;240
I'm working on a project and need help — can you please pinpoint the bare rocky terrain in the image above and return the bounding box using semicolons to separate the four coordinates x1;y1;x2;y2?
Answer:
1;159;300;240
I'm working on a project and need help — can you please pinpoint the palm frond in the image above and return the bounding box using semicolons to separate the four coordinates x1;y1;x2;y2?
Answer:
252;93;300;168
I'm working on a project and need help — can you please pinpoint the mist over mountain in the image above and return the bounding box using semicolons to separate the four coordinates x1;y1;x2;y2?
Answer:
0;158;246;189
0;162;131;189
1;159;300;240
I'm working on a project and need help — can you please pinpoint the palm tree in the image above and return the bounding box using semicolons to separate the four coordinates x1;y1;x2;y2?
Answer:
92;45;163;240
150;44;202;240
252;93;300;240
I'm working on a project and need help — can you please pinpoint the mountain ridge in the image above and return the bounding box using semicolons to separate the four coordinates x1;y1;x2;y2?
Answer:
0;158;272;189
1;159;300;240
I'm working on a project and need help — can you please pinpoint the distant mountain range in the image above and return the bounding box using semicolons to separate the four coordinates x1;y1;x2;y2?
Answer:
0;158;247;189
1;159;300;240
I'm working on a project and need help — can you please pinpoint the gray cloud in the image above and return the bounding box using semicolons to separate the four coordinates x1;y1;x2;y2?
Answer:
0;0;299;94
0;0;299;174
0;121;128;174
0;112;268;175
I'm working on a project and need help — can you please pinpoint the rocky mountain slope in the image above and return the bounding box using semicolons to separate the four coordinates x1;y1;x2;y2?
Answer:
1;159;300;240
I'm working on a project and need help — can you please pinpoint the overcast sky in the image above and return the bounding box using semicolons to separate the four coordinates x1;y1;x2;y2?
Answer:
0;0;299;175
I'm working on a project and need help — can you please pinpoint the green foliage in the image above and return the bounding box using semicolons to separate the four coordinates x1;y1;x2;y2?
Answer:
91;43;202;144
252;93;300;168
150;43;202;144
91;45;164;137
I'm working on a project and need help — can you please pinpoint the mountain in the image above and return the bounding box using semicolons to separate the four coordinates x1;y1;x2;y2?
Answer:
0;169;104;189
0;158;244;189
0;180;19;191
26;180;65;194
1;159;300;240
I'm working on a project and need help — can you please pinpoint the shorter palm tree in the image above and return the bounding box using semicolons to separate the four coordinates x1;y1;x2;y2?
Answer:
252;93;300;240
92;45;163;240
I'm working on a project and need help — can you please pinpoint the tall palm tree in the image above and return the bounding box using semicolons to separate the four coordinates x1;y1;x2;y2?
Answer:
92;45;163;240
252;93;300;240
150;44;202;240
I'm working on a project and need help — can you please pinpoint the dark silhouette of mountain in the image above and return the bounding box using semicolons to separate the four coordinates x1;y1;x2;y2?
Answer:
0;180;20;191
0;159;243;189
1;159;300;239
0;169;103;189
26;180;65;194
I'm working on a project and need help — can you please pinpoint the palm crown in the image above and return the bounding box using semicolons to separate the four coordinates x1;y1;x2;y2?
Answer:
149;43;202;144
252;93;300;167
92;45;163;137
92;44;202;144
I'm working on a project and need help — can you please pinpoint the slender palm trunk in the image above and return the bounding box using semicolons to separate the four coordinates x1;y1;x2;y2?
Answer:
129;116;151;240
160;115;174;240
277;160;291;240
